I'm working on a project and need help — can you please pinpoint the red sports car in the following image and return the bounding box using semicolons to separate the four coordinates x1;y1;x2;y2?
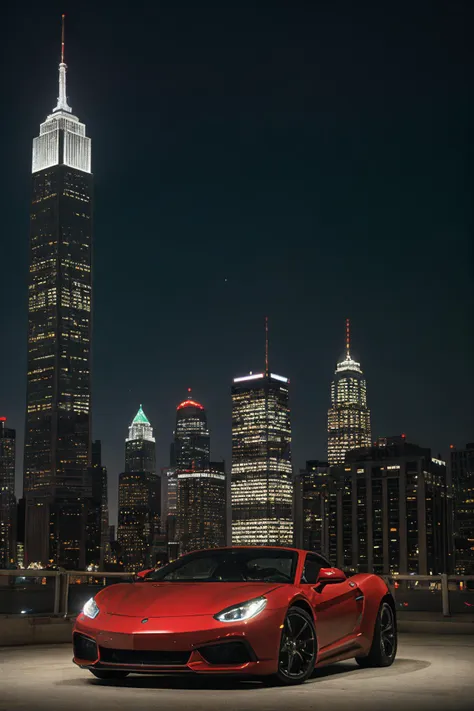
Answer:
73;546;397;685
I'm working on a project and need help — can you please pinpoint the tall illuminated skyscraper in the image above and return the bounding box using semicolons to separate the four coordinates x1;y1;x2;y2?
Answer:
118;406;160;571
171;391;210;471
125;405;156;475
171;393;225;554
23;17;93;567
327;320;371;465
231;321;293;546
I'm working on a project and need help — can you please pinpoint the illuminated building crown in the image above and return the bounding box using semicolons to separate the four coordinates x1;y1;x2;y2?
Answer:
127;405;155;443
32;15;91;174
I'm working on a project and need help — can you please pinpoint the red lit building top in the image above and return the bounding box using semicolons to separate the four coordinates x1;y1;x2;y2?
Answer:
177;399;204;411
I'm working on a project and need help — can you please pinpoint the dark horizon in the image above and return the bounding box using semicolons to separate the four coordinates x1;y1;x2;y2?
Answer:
1;0;472;527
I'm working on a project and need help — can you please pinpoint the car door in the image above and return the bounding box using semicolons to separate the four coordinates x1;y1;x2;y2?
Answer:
299;554;361;650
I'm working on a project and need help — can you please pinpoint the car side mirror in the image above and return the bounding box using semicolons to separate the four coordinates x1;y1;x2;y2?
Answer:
135;568;154;580
316;567;346;585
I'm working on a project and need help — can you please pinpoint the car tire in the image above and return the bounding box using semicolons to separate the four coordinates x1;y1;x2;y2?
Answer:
268;606;317;686
89;670;130;680
356;600;397;668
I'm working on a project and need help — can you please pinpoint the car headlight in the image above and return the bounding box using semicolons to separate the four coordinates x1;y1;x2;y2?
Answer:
214;596;267;622
83;597;100;619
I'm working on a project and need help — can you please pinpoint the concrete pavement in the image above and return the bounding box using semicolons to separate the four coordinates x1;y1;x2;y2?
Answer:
0;635;473;711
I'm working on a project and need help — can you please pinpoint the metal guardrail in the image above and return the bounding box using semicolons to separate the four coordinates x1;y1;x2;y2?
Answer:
0;570;135;617
0;570;473;618
381;574;474;617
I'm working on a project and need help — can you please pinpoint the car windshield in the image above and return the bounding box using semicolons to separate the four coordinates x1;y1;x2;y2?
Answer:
144;548;297;583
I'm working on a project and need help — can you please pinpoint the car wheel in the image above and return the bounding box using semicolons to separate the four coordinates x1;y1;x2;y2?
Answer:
89;670;130;680
356;600;397;668
270;606;317;686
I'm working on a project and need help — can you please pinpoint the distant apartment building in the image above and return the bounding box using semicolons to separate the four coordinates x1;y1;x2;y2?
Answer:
451;443;474;574
0;418;16;568
299;437;452;575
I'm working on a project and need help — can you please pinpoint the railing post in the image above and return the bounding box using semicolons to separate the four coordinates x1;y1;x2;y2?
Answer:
441;573;450;617
59;572;70;617
53;573;60;615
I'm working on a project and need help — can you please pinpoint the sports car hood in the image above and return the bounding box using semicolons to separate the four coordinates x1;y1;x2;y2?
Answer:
97;582;283;618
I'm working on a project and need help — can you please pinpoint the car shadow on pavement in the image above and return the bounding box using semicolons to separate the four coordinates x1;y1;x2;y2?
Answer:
308;658;431;683
58;658;431;692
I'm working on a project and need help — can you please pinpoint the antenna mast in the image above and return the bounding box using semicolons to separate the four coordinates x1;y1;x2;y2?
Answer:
61;14;66;63
346;318;351;358
265;316;269;376
54;14;71;113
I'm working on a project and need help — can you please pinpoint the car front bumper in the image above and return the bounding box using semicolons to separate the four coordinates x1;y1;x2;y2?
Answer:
73;607;284;676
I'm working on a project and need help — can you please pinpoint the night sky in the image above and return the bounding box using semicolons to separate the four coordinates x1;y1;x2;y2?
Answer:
1;1;472;526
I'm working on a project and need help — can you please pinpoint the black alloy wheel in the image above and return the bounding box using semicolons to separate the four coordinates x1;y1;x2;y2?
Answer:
89;669;130;680
272;606;317;685
356;600;397;668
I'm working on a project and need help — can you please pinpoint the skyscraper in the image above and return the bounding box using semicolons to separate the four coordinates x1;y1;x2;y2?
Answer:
125;405;156;474
0;418;16;568
328;320;371;466
117;406;160;571
231;321;293;546
171;394;225;553
451;443;474;574
172;391;210;470
23;17;92;568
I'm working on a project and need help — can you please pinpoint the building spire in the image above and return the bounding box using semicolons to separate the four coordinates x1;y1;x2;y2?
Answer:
61;12;65;63
54;14;72;114
346;317;351;358
265;316;270;376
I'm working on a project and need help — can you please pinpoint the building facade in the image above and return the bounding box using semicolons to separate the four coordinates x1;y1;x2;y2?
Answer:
161;467;179;560
451;443;474;574
211;460;231;545
177;469;226;554
231;371;293;546
117;406;160;571
324;437;453;575
328;320;371;465
0;418;16;568
294;460;329;552
85;440;109;568
23;19;92;568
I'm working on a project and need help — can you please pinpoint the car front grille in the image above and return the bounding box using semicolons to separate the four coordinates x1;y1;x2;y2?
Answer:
99;647;191;666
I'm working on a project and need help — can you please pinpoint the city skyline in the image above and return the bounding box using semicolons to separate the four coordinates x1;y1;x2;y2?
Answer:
1;5;472;531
